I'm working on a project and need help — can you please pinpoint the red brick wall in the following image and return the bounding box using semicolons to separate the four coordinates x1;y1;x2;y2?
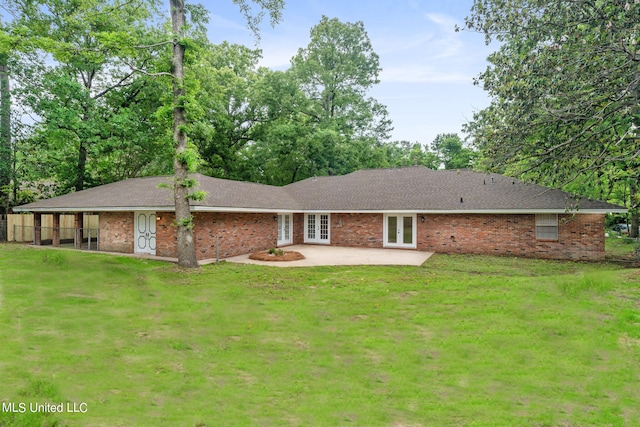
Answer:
155;212;176;258
156;212;278;260
330;213;384;248
99;210;605;261
417;213;605;261
293;213;305;245
99;212;134;253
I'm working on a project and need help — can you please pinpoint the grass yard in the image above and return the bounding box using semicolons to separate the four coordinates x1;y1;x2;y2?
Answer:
606;236;639;259
1;244;640;426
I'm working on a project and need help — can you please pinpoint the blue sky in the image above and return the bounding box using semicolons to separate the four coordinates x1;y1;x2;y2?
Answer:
198;0;497;146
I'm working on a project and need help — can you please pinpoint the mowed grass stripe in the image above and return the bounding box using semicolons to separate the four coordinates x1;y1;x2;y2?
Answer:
0;244;639;426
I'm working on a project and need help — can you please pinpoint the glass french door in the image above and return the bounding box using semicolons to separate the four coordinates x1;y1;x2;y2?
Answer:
385;214;416;248
304;213;330;244
277;213;292;246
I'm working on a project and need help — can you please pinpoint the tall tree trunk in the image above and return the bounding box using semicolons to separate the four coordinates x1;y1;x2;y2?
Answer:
170;0;198;268
0;16;11;215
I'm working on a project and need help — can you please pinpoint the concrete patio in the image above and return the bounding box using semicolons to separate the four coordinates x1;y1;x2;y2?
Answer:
220;244;433;267
23;242;433;267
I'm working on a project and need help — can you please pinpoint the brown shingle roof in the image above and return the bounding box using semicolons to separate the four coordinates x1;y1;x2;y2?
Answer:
284;167;621;212
15;167;625;213
15;174;299;212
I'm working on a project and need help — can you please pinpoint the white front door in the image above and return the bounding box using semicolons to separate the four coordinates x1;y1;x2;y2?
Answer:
277;213;292;246
304;213;330;244
135;211;156;255
384;214;416;248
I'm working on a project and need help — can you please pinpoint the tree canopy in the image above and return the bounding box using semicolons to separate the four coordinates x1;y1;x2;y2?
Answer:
0;4;476;218
240;16;394;185
3;0;170;194
464;0;639;233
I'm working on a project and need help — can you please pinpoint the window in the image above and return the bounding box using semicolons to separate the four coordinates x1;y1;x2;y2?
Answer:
536;214;558;240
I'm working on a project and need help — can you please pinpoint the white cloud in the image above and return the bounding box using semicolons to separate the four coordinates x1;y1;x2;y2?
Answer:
425;12;457;28
372;10;485;84
373;32;435;56
208;14;246;32
381;65;471;84
424;13;464;59
256;36;299;69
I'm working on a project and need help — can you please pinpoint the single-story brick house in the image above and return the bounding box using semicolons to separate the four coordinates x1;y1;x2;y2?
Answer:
14;167;626;261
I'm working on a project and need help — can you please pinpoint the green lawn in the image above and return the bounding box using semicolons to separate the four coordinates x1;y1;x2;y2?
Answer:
606;235;639;259
1;244;639;426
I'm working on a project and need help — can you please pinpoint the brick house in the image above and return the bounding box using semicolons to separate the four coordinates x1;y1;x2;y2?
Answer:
14;167;625;261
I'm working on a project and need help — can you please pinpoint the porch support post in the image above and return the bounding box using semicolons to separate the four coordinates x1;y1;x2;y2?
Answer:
74;212;82;249
52;213;60;247
33;212;42;246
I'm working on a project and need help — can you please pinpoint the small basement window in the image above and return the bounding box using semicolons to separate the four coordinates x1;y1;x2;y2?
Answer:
536;214;558;240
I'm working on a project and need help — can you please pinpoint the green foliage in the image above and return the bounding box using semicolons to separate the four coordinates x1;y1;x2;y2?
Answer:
464;0;639;212
267;247;284;256
186;190;207;202
175;215;194;229
240;16;393;184
188;42;265;179
175;145;203;172
431;133;475;170
232;0;285;40
6;0;171;192
180;177;197;188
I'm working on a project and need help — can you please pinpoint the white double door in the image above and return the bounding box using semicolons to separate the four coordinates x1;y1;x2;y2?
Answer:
135;211;156;255
304;213;330;244
384;214;416;248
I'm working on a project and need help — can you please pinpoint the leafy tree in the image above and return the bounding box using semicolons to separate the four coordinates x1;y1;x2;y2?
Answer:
3;0;167;192
292;16;392;156
241;68;329;185
431;133;475;170
464;0;640;236
291;16;388;131
189;41;265;179
244;16;392;184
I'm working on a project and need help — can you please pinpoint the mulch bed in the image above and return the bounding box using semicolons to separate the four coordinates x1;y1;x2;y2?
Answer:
248;250;306;262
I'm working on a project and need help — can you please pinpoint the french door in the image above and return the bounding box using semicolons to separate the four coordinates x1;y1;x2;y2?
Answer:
277;213;292;246
304;213;330;244
134;211;156;255
384;214;416;248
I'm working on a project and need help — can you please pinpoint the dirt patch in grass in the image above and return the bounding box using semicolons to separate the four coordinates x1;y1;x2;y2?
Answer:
606;255;640;268
249;250;305;262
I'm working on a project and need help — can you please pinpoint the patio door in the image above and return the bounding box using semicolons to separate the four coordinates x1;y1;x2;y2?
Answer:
384;214;416;248
304;213;330;244
277;213;292;246
135;211;156;255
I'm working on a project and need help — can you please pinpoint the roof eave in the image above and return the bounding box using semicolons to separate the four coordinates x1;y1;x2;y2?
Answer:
302;208;627;214
13;207;626;215
12;206;300;214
